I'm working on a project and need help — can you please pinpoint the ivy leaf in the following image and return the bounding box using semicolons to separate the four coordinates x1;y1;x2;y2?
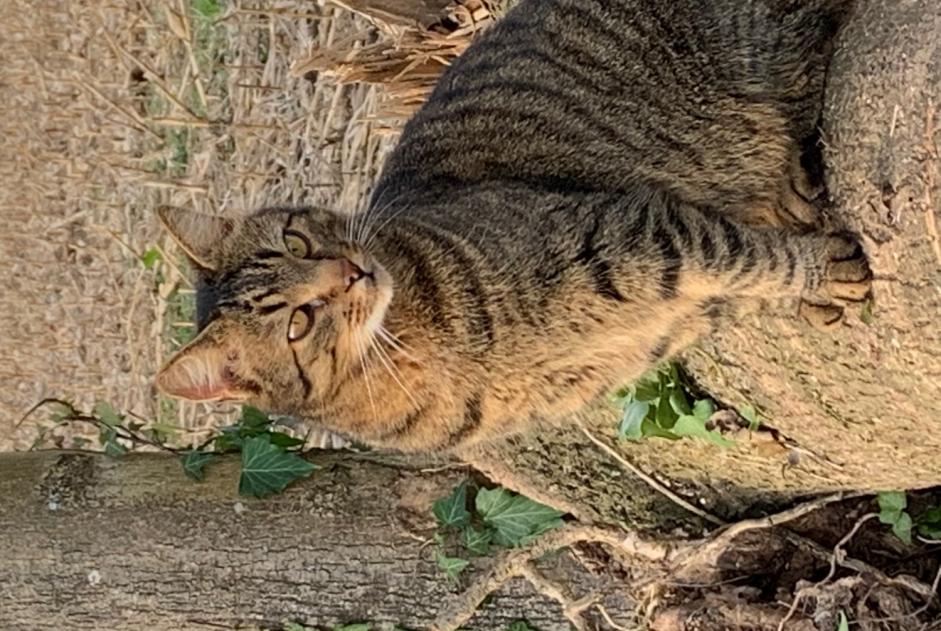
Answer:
673;415;735;448
837;611;849;631
669;388;692;416
462;526;492;556
71;436;91;449
475;486;516;518
239;435;318;497
267;432;306;449
433;481;471;529
518;517;565;546
214;430;243;453
739;404;761;431
435;551;469;580
916;506;941;539
239;405;271;430
892;511;913;545
49;401;76;424
618;400;649;440
692;399;715;422
182;451;216;481
140;247;162;270
93;401;123;427
640;418;680;440
655;395;679;429
476;487;564;547
99;427;127;457
877;491;907;517
632;374;660;402
877;491;913;544
860;299;874;325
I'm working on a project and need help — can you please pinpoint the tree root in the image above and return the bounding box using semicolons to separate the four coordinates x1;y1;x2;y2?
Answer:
432;490;941;630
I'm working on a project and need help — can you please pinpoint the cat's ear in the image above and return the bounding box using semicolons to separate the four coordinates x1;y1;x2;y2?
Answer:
156;205;235;271
155;322;252;402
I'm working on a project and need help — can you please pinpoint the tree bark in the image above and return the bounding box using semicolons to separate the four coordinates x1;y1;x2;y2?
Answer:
0;451;638;630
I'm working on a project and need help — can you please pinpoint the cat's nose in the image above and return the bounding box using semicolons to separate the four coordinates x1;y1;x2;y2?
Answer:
340;258;367;290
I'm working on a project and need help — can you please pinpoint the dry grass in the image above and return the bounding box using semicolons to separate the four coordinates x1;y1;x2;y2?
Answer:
0;0;412;450
291;0;509;123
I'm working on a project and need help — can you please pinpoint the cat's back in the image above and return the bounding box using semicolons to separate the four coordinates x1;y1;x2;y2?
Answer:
371;0;849;212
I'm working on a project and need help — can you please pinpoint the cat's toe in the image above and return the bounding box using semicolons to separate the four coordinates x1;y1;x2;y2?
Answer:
777;182;822;228
823;234;872;302
799;302;844;331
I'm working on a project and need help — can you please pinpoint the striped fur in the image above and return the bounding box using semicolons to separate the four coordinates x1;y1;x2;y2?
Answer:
156;0;870;452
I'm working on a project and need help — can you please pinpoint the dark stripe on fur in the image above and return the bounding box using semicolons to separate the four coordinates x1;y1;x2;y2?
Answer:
257;301;287;315
391;232;453;334
572;208;626;302
407;219;495;352
651;209;682;298
446;393;484;448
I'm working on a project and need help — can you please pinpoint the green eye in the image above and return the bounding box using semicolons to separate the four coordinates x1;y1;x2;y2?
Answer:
288;305;314;341
283;229;312;258
287;300;324;342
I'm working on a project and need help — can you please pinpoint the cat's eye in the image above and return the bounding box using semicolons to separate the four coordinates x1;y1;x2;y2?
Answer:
287;301;323;341
283;229;312;258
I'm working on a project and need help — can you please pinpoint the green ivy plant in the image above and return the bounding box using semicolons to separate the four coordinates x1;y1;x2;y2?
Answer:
25;399;317;498
431;481;564;579
877;491;941;544
877;491;913;544
613;363;746;448
837;611;849;631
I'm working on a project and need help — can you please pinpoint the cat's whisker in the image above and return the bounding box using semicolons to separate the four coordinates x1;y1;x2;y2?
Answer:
353;332;379;426
377;324;413;350
377;327;421;365
355;193;401;243
350;194;389;247
351;201;371;245
369;335;421;412
361;197;411;249
345;207;355;243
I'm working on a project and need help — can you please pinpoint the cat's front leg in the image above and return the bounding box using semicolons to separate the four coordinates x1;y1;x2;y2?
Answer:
673;204;872;329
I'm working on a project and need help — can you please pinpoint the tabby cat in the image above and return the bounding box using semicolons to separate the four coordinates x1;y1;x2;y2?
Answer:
155;0;871;452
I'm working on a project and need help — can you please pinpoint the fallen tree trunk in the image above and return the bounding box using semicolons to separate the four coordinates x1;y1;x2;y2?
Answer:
0;450;641;630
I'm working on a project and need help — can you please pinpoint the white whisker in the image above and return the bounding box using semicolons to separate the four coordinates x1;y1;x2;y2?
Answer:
377;326;421;365
354;196;383;244
354;332;379;425
362;196;411;249
369;335;420;409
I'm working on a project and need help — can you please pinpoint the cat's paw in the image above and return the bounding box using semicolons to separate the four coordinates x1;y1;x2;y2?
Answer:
769;149;825;229
800;234;872;330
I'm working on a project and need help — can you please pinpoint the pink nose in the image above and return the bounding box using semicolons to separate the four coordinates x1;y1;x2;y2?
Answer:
340;258;365;288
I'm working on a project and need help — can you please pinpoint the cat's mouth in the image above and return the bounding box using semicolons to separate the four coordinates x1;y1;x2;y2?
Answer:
359;258;394;337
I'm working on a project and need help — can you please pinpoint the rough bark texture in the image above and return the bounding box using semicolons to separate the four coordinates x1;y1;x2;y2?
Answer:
0;451;638;630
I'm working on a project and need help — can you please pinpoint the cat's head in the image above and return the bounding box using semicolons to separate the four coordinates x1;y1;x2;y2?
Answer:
153;205;394;415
